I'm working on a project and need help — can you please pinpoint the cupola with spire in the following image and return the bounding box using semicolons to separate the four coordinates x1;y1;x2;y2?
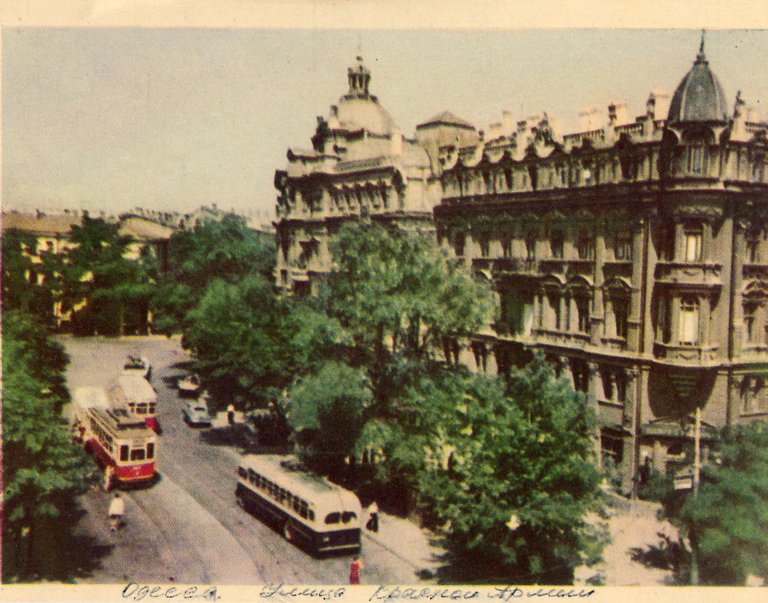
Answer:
667;31;729;124
346;56;372;98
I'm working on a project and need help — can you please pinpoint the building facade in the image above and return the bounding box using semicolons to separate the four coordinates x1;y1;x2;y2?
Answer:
275;40;768;489
274;57;439;295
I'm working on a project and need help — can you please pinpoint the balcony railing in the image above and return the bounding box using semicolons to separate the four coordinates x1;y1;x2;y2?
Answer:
655;261;722;287
472;257;539;275
653;341;719;364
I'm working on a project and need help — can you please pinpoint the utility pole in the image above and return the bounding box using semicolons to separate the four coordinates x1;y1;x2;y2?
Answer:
690;405;701;585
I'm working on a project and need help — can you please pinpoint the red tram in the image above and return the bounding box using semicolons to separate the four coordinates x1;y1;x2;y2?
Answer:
72;387;158;486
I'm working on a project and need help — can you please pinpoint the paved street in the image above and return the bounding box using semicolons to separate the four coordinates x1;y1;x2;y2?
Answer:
62;336;425;584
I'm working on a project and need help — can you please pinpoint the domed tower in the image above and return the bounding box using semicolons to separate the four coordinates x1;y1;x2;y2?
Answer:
662;32;730;179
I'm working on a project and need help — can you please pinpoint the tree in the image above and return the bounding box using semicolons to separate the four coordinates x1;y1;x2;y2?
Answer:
288;361;372;478
2;230;63;327
322;221;494;413
415;355;603;584
63;214;156;335
151;215;275;334
659;421;768;585
183;274;290;409
2;312;94;581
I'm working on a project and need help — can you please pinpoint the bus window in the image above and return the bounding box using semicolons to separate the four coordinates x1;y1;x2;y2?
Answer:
149;403;156;413
120;445;129;461
325;512;340;525
129;403;136;412
238;467;247;479
342;512;357;524
293;498;301;513
299;504;308;519
131;448;146;461
147;443;155;459
309;510;315;522
248;469;258;484
137;403;147;415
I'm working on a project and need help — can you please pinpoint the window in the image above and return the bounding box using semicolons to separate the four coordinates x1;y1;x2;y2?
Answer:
658;294;672;343
753;155;765;182
478;234;490;258
577;233;595;260
601;370;614;400
687;144;706;174
747;231;761;263
613;297;629;340
614;234;632;261
147;443;155;459
550;230;564;259
453;233;465;257
120;445;129;462
679;297;700;345
684;226;702;262
131;448;146;461
575;295;591;333
325;512;341;525
616;372;628;403
525;233;537;260
548;293;562;331
341;512;357;524
501;237;512;259
745;303;757;343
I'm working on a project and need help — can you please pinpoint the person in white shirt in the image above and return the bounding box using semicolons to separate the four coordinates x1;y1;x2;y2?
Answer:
108;493;125;532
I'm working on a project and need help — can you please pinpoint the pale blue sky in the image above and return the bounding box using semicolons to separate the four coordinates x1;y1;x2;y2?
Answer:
4;28;768;216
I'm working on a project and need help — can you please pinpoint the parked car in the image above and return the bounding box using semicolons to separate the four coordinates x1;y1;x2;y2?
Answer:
123;355;151;380
183;399;212;427
177;374;201;397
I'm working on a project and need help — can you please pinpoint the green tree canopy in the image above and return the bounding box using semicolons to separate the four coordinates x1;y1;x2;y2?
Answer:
183;274;289;409
2;311;94;580
660;421;768;585
151;215;275;334
321;221;494;412
63;214;156;335
415;355;603;584
288;361;372;476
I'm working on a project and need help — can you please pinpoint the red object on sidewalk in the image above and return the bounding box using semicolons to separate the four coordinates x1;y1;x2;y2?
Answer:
349;556;362;584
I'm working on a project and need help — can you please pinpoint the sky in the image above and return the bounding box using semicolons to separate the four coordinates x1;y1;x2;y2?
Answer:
4;27;768;217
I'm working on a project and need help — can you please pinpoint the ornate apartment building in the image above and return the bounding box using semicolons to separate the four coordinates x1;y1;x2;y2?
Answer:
275;39;768;489
274;56;443;295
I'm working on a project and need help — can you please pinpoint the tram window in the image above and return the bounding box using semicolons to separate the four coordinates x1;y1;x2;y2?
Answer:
342;512;357;524
137;404;147;415
248;469;257;484
120;445;129;461
309;510;315;521
237;467;247;478
147;443;155;459
149;404;156;413
131;449;146;461
325;512;341;525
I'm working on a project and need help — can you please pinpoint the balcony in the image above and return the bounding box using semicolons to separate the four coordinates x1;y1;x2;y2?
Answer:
655;261;722;289
535;329;591;349
653;341;719;365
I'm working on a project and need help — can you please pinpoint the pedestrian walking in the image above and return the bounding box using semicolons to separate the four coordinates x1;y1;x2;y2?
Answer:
227;403;235;425
103;465;115;492
108;492;125;532
366;500;379;532
349;555;363;585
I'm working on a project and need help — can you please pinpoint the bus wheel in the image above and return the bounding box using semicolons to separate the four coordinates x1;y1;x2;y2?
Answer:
283;522;294;543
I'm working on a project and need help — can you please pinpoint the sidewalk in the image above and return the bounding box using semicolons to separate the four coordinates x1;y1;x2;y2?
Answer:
362;512;443;579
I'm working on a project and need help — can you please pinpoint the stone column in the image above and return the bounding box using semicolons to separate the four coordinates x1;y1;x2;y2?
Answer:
627;219;645;350
732;220;747;355
670;296;682;345
699;294;711;349
702;220;714;262
674;221;685;261
591;224;605;344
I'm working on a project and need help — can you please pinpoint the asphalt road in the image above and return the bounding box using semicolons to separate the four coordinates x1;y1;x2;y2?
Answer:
62;336;418;585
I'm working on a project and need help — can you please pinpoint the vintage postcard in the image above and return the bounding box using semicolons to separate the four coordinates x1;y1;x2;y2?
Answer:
2;2;768;602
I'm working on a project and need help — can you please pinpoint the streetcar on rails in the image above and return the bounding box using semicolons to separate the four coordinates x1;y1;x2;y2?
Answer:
71;387;158;487
109;373;160;432
235;455;362;555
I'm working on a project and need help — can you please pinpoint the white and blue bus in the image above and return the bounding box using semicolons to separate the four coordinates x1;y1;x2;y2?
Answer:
235;454;362;555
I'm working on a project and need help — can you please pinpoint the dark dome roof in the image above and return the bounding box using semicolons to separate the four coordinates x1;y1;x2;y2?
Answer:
667;42;728;124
